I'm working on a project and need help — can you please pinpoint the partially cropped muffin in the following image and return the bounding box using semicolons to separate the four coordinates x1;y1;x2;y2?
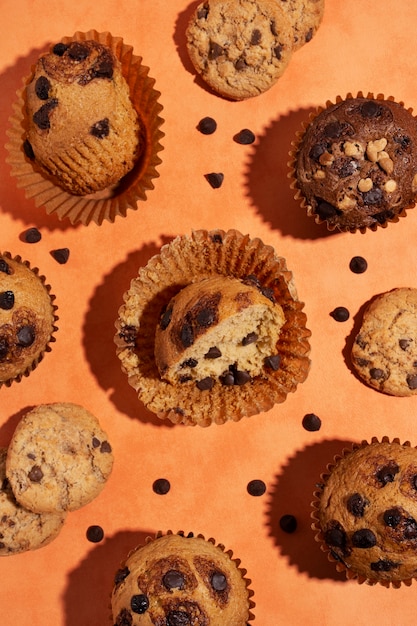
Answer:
312;437;417;587
111;531;255;625
291;93;417;232
24;39;141;195
0;252;57;386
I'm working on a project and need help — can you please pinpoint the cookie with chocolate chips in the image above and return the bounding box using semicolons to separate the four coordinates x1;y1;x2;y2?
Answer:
6;403;113;513
313;438;417;585
278;0;325;51
351;288;417;396
111;531;254;625
24;39;141;195
186;0;294;100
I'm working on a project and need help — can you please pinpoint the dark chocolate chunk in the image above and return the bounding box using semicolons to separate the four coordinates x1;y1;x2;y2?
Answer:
234;369;251;385
163;570;185;590
220;371;235;386
264;354;281;371
196;376;215;390
197;117;217;135
370;559;399;572
131;594;149;614
330;306;350;322
324;524;346;549
23;139;35;160
376;462;399;486
211;571;227;591
160;307;172;330
234;129;255;145
0;338;9;359
52;43;68;56
360;100;382;118
152;478;171;495
92;437;100;448
302;413;321;432
242;332;258;346
23;227;42;243
93;60;114;79
349;256;368;274
235;57;247;70
315;198;340;220
114;566;130;586
273;45;283;60
179;374;192;383
205;172;224;189
305;28;313;43
351;528;377;548
324;121;346;139
251;29;262;45
404;518;417;539
370;367;385;380
196;308;216;328
35;76;51;100
406;374;417;390
0;291;14;311
180;323;194;348
28;465;43;482
33;99;58;130
90;118;110;139
279;514;298;533
100;441;112;454
86;525;104;543
204;346;221;359
0;260;11;275
167;611;191;626
347;493;368;517
17;325;35;347
208;41;223;60
247;479;266;496
399;338;412;350
260;286;276;303
362;187;383;206
181;358;198;369
68;42;89;61
197;4;209;19
51;248;70;264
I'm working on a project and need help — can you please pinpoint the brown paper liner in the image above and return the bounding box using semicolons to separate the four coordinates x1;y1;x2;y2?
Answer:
5;29;164;226
112;530;256;623
0;252;58;388
311;436;417;588
115;228;311;427
288;91;417;234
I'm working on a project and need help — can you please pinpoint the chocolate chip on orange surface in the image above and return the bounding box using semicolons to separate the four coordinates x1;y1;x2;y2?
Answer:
51;248;70;264
205;172;224;188
247;479;266;496
197;116;217;134
86;525;104;543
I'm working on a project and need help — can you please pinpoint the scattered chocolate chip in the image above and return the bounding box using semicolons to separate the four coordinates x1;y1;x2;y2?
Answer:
0;291;14;310
196;376;215;390
197;4;209;19
330;306;350;322
152;478;171;495
92;437;100;448
406;374;417;390
315;199;340;220
68;42;89;61
247;479;266;496
302;413;321;432
52;43;68;56
220;371;235;386
279;514;298;533
273;45;283;60
86;525;104;543
100;441;112;454
349;256;368;274
383;508;401;528
23;227;42;243
33;99;58;130
114;566;130;586
23;139;35;160
211;571;227;591
93;60;114;79
204;346;222;359
250;29;262;45
205;172;224;189
362;187;383;205
305;28;313;43
234;369;251;385
324;524;346;549
264;354;281;371
360;100;382;118
370;559;399;572
404;518;417;539
167;611;191;626
163;570;185;590
197;117;217;134
347;493;368;517
324;121;348;139
234;128;255;145
17;325;35;347
131;594;149;614
370;367;385;380
376;462;399;486
399;338;412;350
196;308;216;327
235;57;247;70
160;306;172;330
208;41;223;60
242;332;258;346
0;338;9;359
28;465;43;483
90;118;110;138
0;260;11;275
35;76;51;100
180;323;194;348
51;248;70;264
181;358;198;369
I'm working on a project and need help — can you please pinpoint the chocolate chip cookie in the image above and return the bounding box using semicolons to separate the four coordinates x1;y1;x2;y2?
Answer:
6;403;114;513
186;0;294;100
351;288;417;396
0;448;66;555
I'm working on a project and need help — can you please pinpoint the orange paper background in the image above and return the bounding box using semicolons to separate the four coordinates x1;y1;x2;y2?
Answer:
1;1;417;624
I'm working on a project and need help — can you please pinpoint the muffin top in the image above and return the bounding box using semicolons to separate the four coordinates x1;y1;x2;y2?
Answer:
315;439;417;584
295;96;417;231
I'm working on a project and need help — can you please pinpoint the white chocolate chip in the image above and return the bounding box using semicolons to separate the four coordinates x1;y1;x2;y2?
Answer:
358;177;373;192
384;179;397;193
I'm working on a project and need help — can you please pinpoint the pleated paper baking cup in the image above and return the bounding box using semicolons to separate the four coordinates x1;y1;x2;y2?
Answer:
0;252;58;388
115;228;311;427
6;29;164;226
288;92;417;233
311;436;417;587
111;530;255;625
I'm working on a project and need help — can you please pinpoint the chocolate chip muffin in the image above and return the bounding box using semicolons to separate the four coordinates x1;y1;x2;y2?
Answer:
312;438;417;586
6;403;113;513
24;39;141;195
111;531;255;625
186;0;294;100
0;253;57;386
291;93;417;232
351;288;417;396
115;229;311;426
154;275;285;390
